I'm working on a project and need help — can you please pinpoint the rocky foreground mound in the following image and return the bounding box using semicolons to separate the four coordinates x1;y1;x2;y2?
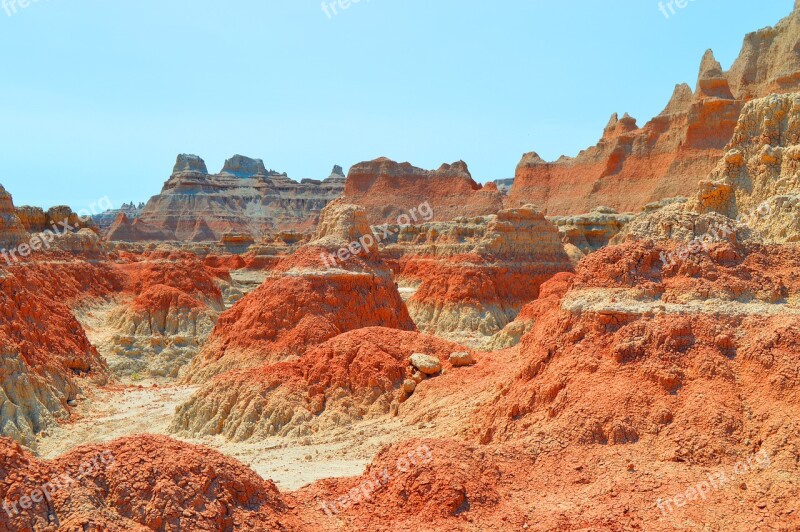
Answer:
171;327;468;441
0;435;296;531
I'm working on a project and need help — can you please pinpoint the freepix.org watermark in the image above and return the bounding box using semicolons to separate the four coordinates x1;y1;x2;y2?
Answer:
656;450;771;516
321;0;371;19
658;0;699;19
2;0;47;17
320;201;433;269
3;451;115;519
318;444;433;516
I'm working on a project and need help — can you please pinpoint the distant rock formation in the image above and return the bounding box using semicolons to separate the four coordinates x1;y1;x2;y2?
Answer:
15;204;96;234
108;155;346;242
0;185;28;248
509;5;800;215
492;178;514;195
342;157;505;225
93;202;144;231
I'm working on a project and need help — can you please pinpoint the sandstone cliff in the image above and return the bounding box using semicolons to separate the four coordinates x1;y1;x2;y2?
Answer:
109;155;346;242
0;185;28;249
342;157;504;225
509;5;800;215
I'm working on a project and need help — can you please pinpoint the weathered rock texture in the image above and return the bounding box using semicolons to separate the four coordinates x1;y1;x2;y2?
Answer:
182;201;416;383
616;92;800;246
0;185;28;249
384;205;573;348
0;266;108;449
549;206;635;259
342;157;504;225
108;155;345;242
171;328;467;441
509;5;800;215
0;435;298;530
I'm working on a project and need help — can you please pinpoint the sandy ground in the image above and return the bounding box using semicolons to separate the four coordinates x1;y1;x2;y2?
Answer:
36;383;409;490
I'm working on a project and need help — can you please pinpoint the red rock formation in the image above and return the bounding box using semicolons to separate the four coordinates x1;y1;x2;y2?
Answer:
182;201;416;383
509;56;741;214
171;327;468;440
0;267;108;448
0;435;298;531
387;205;573;347
342;157;504;224
182;247;416;383
509;5;800;215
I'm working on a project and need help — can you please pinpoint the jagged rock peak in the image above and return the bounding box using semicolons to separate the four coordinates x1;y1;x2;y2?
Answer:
173;154;208;175
660;83;694;116
602;112;638;139
220;155;268;177
331;165;345;177
518;152;546;166
696;49;735;99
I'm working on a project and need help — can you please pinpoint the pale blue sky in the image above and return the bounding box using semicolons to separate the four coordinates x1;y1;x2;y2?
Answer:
0;0;794;210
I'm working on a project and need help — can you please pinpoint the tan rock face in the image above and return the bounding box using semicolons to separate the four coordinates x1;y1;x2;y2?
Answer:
0;185;28;249
550;206;635;258
111;155;345;242
384;205;573;348
728;6;800;99
708;93;800;215
509;6;800;215
342;157;504;225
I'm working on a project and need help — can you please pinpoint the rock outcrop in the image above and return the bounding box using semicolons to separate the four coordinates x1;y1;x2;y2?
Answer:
342;158;504;225
109;155;346;242
549;206;635;259
0;435;297;530
0;267;108;449
92;202;144;232
0;185;28;249
509;5;800;215
181;201;416;383
171;328;467;441
384;205;573;348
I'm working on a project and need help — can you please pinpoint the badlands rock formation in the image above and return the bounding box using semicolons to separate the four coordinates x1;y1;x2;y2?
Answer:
97;255;227;380
342;157;504;225
509;4;800;215
171;327;467;441
0;262;109;449
92;201;144;232
3;6;800;532
181;200;416;383
108;155;346;242
549;206;636;260
384;205;573;348
0;435;298;530
0;185;27;249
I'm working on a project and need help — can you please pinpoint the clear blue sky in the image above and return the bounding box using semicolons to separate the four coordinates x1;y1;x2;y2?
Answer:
0;0;794;210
